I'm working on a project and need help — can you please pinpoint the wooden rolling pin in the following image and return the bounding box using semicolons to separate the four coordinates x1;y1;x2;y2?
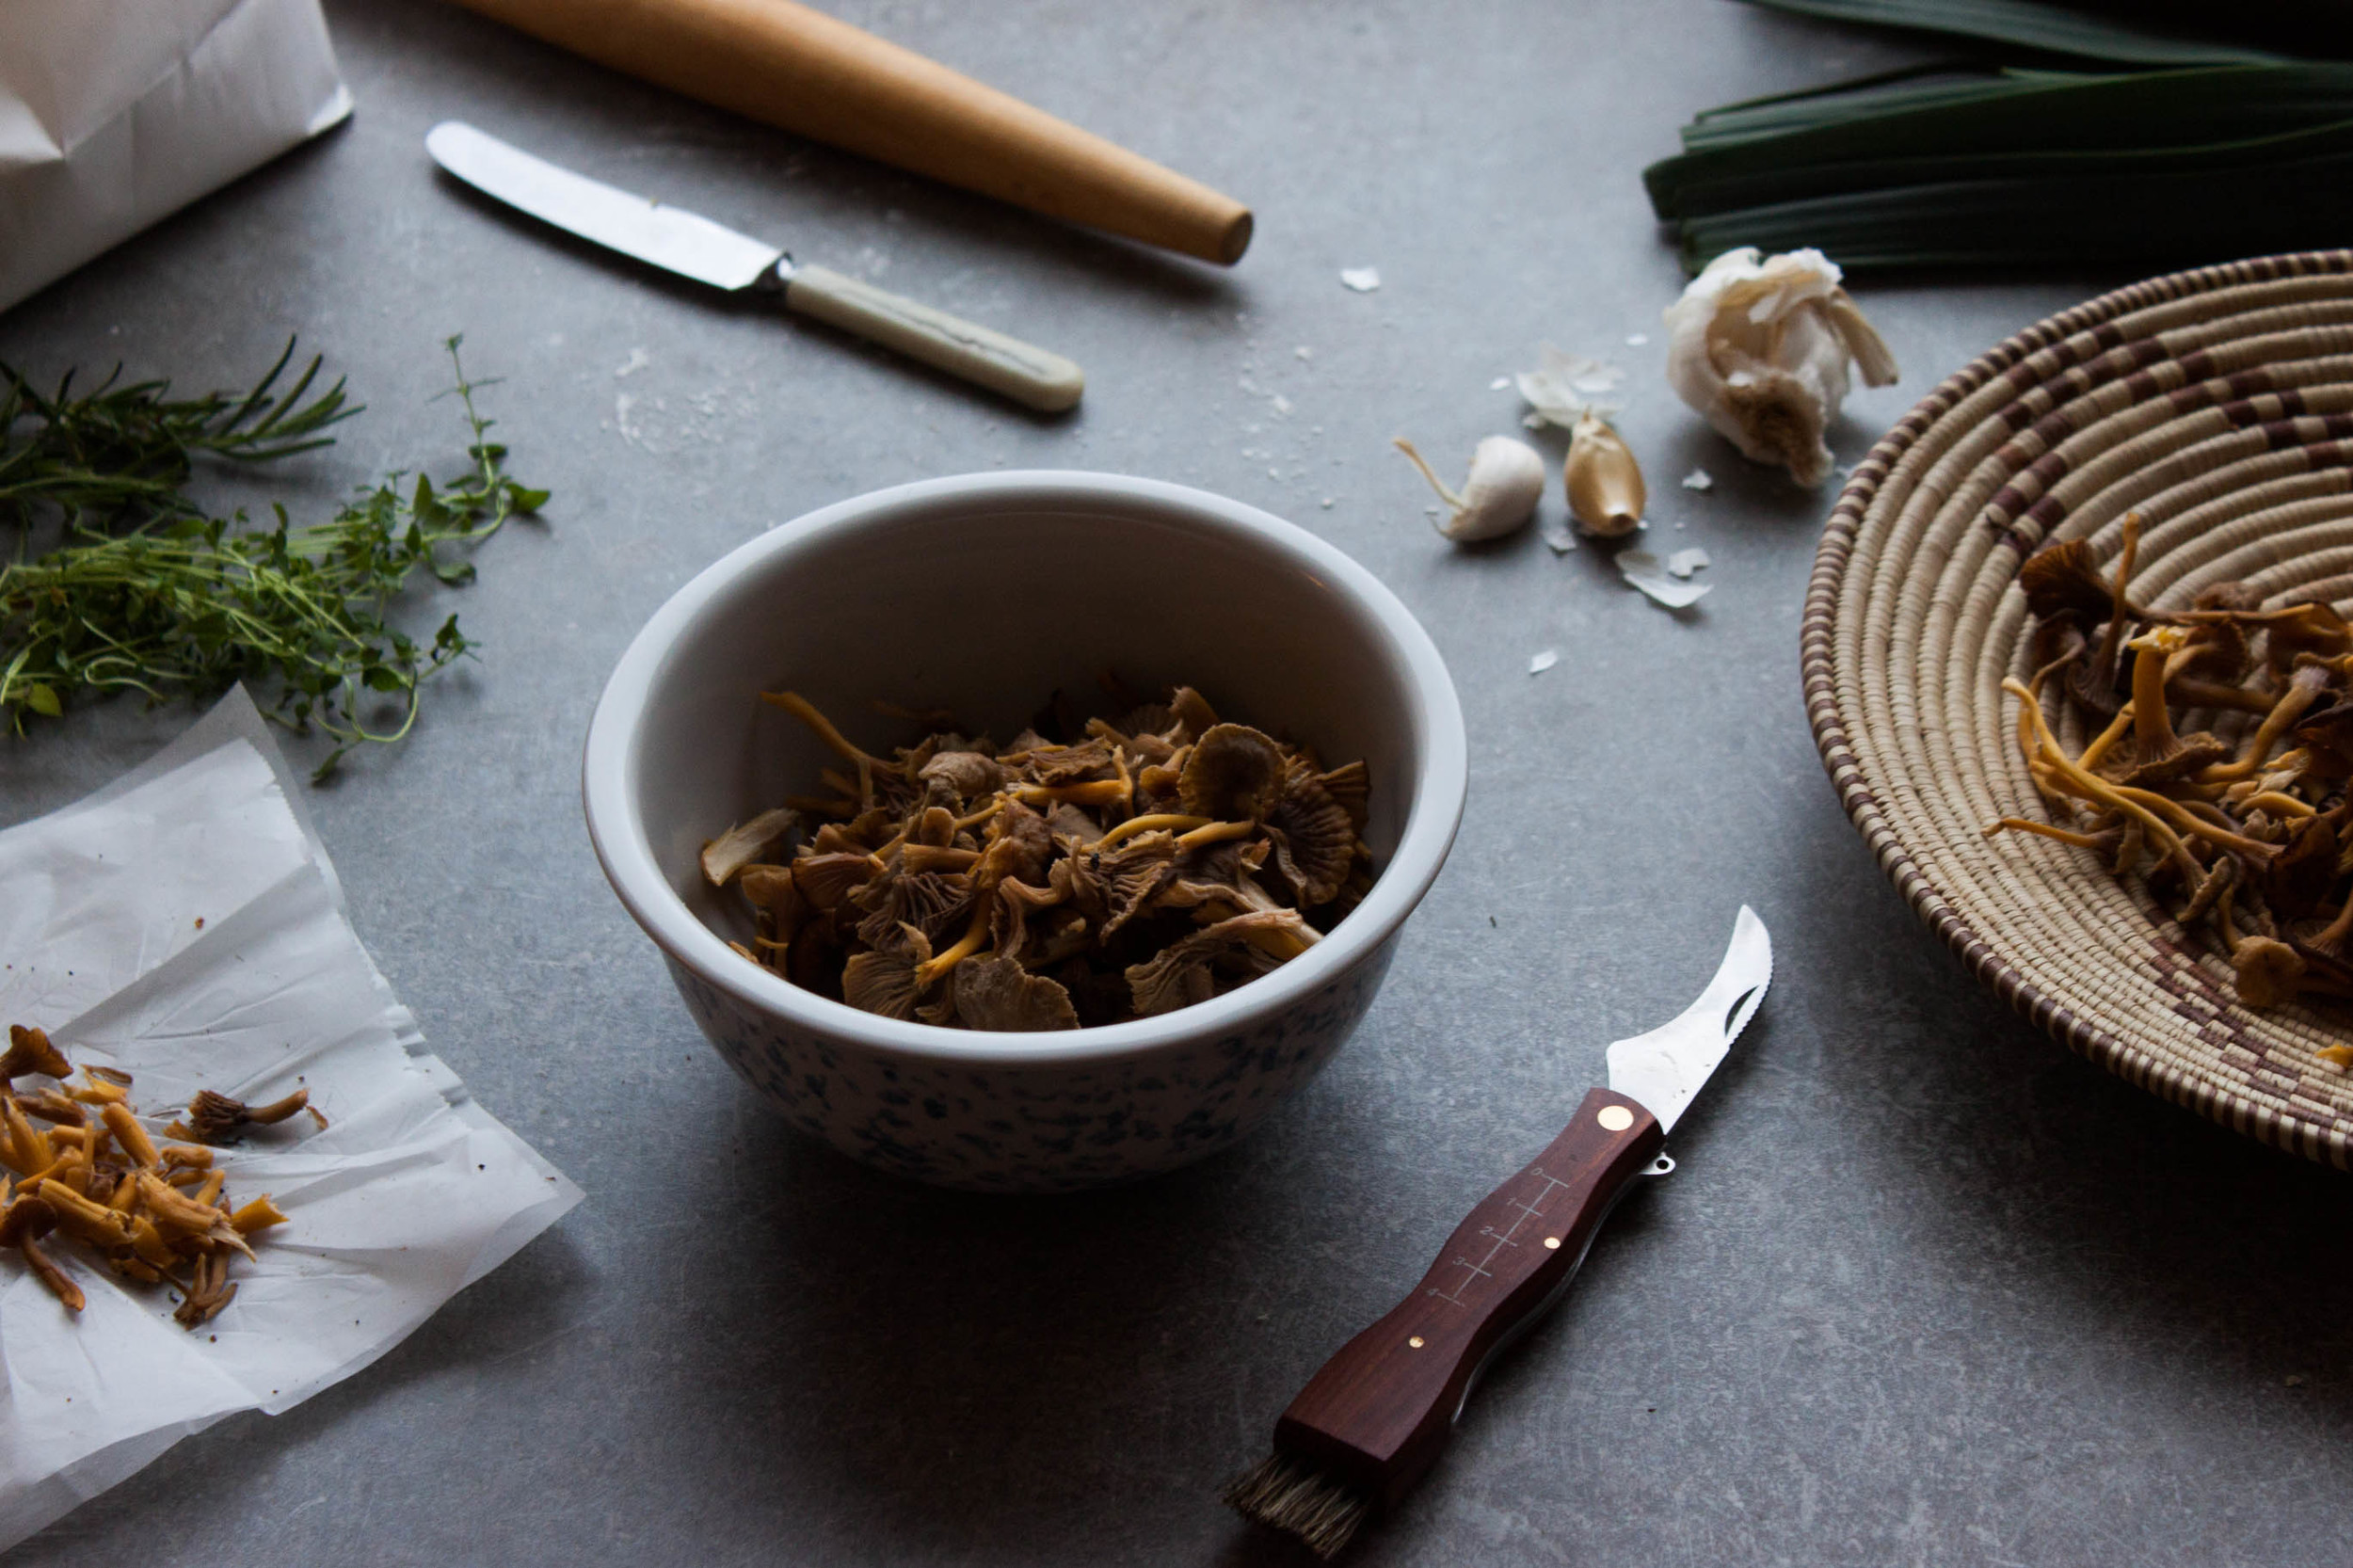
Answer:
446;0;1254;264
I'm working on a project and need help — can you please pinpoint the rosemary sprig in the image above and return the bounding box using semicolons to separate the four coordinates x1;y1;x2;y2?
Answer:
0;337;547;779
0;338;356;532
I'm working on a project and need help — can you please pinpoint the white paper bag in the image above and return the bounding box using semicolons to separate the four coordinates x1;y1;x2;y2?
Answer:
0;0;352;314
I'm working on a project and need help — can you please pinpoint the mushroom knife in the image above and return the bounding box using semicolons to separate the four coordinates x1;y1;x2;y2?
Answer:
424;121;1083;412
1226;906;1772;1560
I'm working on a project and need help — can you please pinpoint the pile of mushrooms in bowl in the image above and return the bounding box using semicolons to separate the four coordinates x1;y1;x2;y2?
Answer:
583;472;1466;1192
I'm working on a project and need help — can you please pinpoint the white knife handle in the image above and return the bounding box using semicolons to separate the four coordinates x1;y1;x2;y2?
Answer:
782;264;1083;412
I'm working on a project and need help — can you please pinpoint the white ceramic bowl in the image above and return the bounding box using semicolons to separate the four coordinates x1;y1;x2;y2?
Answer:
583;472;1466;1192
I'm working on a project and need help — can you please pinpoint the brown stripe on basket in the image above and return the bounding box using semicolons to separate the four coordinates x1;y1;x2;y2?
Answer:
1804;249;2353;1173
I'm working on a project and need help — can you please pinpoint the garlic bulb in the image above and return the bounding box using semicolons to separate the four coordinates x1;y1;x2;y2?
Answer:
1563;408;1644;537
1663;246;1897;488
1393;435;1544;542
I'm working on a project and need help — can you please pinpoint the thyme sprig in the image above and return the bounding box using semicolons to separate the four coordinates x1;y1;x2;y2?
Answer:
0;338;356;532
0;337;547;779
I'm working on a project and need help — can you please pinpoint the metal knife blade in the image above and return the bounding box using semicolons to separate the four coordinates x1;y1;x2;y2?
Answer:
426;121;783;292
1605;905;1771;1134
424;121;1085;413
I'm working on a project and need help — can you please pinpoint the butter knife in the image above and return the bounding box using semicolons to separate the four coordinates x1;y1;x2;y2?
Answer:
425;120;1083;412
1227;906;1773;1559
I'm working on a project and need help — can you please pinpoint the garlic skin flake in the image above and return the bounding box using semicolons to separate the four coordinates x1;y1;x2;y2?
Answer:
1514;344;1624;431
1663;247;1897;488
1394;435;1544;542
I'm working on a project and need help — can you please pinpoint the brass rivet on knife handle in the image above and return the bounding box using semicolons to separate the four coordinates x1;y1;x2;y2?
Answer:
1596;1104;1634;1131
444;0;1255;265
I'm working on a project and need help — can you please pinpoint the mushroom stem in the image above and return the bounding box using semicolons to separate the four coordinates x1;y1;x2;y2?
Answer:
2109;781;2280;862
952;800;1004;834
244;1090;310;1127
1014;781;1130;808
759;690;903;774
2169;678;2277;715
100;1104;159;1171
1174;820;1257;851
2240;792;2315;819
1981;816;2116;850
2074;703;2137;774
2198;666;2330;782
2125;628;2191;767
20;1235;82;1312
2075;513;2143;706
1090;813;1216;853
2004;678;2202;882
914;903;993;989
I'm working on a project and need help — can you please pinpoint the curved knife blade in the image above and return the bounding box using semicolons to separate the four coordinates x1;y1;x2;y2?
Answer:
1605;905;1771;1134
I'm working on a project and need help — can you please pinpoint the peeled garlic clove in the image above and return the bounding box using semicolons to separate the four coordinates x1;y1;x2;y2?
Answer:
1393;435;1544;542
1564;409;1644;537
1662;246;1897;488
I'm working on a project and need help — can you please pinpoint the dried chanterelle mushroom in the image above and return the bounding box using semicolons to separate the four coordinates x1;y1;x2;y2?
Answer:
0;1024;298;1323
1663;246;1897;488
703;684;1375;1030
1989;511;2353;1037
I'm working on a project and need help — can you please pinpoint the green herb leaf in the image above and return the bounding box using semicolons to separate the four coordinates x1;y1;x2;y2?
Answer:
0;340;541;774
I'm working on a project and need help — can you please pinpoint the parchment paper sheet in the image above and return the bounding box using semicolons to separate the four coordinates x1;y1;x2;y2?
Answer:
0;690;583;1549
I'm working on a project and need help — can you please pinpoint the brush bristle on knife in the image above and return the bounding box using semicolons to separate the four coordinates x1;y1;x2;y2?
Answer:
1225;908;1770;1558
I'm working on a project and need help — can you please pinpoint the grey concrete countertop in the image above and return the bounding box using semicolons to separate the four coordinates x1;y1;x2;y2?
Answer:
6;3;2350;1563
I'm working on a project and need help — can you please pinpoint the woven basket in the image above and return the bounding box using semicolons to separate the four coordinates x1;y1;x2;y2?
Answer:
1804;250;2353;1170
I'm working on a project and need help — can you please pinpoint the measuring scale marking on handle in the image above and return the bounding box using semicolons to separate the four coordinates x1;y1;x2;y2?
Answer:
1428;1164;1577;1308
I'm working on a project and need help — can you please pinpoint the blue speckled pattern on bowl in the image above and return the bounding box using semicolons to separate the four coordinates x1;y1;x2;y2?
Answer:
666;936;1397;1192
584;472;1465;1192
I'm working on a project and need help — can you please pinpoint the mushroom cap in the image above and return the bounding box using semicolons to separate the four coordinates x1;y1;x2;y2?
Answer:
1096;831;1181;938
842;934;930;1020
974;799;1055;888
1124;910;1305;1016
2;1025;71;1081
2169;619;2252;688
2018;539;2116;625
1266;764;1357;905
1178;724;1287;822
918;750;1005;804
1168;687;1220;744
2111;730;2229;788
989;873;1071;962
700;807;799;887
791;851;877;912
1020;738;1116;786
2293;699;2353;776
0;1193;57;1247
2265;600;2353;678
852;869;973;951
2261;815;2339;919
1116;702;1178;742
952;953;1080;1032
1316;760;1371;835
2233;936;2305;1009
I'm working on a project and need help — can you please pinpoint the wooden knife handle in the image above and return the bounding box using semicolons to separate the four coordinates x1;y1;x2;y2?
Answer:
1273;1087;1663;1513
